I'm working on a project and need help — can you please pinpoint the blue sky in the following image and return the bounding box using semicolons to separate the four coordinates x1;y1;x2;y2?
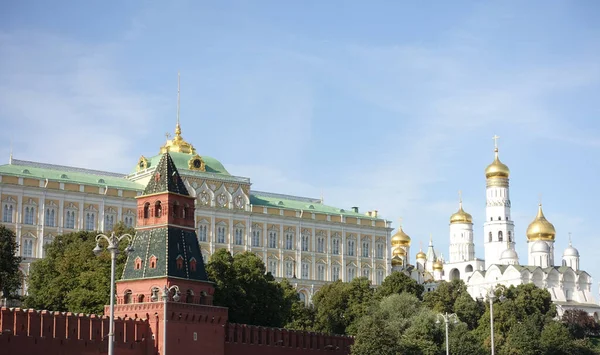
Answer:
1;1;600;295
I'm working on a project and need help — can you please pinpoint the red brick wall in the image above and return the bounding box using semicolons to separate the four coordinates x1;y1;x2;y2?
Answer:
224;323;353;355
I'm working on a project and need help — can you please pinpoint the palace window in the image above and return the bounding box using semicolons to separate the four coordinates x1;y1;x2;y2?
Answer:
376;243;384;258
2;203;14;223
285;232;294;250
65;210;76;229
317;236;325;253
124;216;135;228
217;226;226;244
22;238;34;257
362;268;370;279
85;213;95;231
347;266;356;281
198;224;208;242
301;262;309;279
24;206;35;225
301;234;310;251
105;214;115;231
347;240;355;256
317;264;326;281
376;270;384;285
234;227;244;245
252;229;261;247
362;242;370;257
44;208;56;227
332;238;340;255
269;231;278;248
285;261;294;278
332;265;340;281
268;259;278;276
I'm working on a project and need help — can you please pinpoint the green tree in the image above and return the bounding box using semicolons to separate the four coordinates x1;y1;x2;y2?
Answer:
448;323;485;355
423;279;467;312
24;230;131;314
375;271;424;300
453;291;485;330
352;293;446;355
206;250;295;327
540;321;575;355
499;317;541;355
0;224;22;301
312;277;374;335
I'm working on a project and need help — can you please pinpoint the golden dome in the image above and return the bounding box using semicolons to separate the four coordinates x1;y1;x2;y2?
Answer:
392;246;407;257
391;226;411;246
432;259;444;270
391;256;403;266
450;201;473;224
416;250;426;260
160;123;197;155
526;204;556;241
485;148;510;179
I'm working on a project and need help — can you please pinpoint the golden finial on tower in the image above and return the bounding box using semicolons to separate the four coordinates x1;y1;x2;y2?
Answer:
493;134;500;152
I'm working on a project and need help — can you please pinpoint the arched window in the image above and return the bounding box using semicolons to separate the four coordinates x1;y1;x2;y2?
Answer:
172;202;179;218
508;231;512;242
498;231;503;242
190;258;197;272
176;255;184;270
124;290;133;304
186;290;194;303
155;201;162;218
488;232;492;242
199;291;207;305
498;216;501;221
143;203;150;219
138;294;145;303
183;204;189;219
134;257;142;270
151;287;160;302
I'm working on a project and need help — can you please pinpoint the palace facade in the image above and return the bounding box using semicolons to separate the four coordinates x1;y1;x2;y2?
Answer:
0;122;392;302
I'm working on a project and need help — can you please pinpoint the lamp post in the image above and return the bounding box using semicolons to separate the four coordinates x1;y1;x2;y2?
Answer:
481;286;505;355
93;232;134;355
436;312;458;355
154;285;180;355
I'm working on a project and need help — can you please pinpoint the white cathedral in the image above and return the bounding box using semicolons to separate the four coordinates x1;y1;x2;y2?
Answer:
390;140;600;318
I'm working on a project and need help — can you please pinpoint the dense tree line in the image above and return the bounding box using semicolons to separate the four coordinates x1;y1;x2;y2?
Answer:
21;230;600;353
0;224;23;302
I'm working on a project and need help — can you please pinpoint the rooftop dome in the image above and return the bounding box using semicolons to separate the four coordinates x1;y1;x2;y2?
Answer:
526;204;556;241
485;148;510;179
531;240;550;253
563;245;579;258
391;256;403;266
391;226;411;247
416;250;426;260
392;246;407;257
432;259;444;271
500;247;519;260
450;200;473;224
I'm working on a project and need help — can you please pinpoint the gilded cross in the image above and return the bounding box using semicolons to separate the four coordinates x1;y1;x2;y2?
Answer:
538;193;543;205
398;217;403;228
492;135;500;149
165;132;171;141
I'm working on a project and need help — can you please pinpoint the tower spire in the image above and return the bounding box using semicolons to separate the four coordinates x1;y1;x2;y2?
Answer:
177;71;181;127
9;137;13;164
568;232;572;246
493;134;500;152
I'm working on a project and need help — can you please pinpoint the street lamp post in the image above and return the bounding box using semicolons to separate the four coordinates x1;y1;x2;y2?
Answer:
154;285;180;355
482;286;505;355
436;312;458;355
93;232;134;355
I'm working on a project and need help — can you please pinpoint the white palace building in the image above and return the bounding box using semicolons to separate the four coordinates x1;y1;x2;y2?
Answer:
391;139;600;318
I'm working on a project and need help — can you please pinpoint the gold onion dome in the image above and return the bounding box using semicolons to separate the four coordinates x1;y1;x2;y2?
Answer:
526;204;556;241
416;250;426;260
450;201;473;224
391;256;403;266
485;148;510;179
392;247;407;257
391;226;411;247
433;259;444;270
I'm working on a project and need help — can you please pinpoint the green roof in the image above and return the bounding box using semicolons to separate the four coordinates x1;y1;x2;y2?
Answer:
250;191;381;220
121;227;208;281
134;152;231;176
0;159;143;190
143;153;190;196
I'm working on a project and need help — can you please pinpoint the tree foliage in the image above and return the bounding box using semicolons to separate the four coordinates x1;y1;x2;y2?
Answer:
311;277;374;335
375;271;424;300
0;224;22;300
25;226;134;314
562;309;600;339
205;249;296;327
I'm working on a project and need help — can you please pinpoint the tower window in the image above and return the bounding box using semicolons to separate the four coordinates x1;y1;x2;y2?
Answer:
498;216;501;221
490;217;493;221
176;255;184;270
124;290;133;304
172;202;179;218
149;255;157;269
498;231;503;242
155;201;162;218
143;203;150;219
508;231;512;242
134;257;142;270
190;257;197;272
489;232;492;242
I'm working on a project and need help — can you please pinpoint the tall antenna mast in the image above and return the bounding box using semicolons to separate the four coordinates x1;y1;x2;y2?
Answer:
9;137;13;164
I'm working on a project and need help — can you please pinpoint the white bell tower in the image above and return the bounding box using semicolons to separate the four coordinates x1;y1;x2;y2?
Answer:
483;136;516;267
